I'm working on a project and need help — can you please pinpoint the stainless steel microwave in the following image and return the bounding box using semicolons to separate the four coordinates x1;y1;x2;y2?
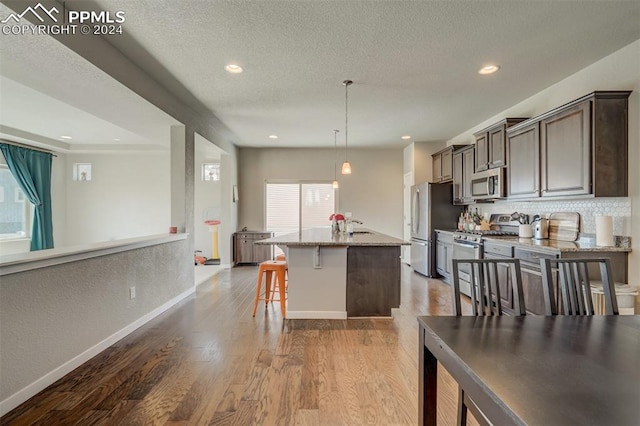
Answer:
470;168;505;200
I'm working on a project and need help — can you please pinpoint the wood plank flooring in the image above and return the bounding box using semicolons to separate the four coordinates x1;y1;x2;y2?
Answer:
2;264;479;425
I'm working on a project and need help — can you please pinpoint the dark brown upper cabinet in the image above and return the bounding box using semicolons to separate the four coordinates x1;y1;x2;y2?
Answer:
474;118;528;172
540;101;591;197
452;145;474;205
506;91;630;200
432;145;466;183
507;122;540;199
432;151;443;182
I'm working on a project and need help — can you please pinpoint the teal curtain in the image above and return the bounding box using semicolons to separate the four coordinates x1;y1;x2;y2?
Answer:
0;143;54;251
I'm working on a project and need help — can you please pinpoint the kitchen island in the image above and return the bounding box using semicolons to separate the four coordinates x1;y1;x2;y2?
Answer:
255;228;408;319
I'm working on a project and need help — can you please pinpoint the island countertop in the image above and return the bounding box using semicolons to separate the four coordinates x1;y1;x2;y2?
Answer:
254;227;408;247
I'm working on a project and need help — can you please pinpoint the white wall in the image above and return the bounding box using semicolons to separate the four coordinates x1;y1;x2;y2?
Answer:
50;153;67;248
447;39;640;286
64;152;171;245
194;139;222;260
239;148;404;239
220;148;239;266
403;141;447;184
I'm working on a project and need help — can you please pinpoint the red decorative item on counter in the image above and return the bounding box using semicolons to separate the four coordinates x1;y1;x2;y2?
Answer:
329;213;345;221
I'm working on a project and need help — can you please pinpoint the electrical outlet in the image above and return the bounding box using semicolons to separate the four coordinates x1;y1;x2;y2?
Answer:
129;287;136;299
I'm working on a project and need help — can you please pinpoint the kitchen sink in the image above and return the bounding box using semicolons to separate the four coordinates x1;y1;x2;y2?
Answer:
352;231;373;235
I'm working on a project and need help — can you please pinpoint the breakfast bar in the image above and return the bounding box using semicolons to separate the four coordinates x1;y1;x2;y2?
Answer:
255;228;408;319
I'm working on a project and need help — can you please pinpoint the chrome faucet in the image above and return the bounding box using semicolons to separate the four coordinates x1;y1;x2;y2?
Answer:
351;219;363;225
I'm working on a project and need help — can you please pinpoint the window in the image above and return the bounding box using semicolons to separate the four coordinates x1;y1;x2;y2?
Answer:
73;163;92;181
265;182;336;253
202;163;220;181
0;166;30;239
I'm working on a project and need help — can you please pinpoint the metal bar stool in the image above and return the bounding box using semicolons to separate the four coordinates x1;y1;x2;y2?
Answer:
252;260;287;318
271;253;289;299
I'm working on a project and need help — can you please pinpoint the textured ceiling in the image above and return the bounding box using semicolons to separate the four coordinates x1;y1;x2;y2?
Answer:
1;1;639;151
90;0;640;148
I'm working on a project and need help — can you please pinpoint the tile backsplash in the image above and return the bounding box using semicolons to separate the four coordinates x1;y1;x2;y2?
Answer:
481;197;632;236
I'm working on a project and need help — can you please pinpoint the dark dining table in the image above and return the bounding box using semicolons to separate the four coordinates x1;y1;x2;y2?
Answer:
418;315;640;425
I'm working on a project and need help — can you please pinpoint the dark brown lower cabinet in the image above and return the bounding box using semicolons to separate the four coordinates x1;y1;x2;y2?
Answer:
514;248;560;315
233;231;272;265
515;248;628;315
520;266;552;315
483;253;514;312
346;246;401;317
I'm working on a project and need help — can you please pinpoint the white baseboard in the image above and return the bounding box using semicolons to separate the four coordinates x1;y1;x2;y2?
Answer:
286;310;347;320
0;286;195;417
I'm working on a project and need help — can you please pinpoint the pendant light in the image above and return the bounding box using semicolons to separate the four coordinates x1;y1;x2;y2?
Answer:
341;80;353;175
332;129;340;189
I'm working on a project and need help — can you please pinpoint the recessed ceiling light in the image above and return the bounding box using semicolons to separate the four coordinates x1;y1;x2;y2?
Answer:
478;64;500;75
113;138;121;141
224;64;243;74
268;135;278;139
60;135;72;139
401;135;411;140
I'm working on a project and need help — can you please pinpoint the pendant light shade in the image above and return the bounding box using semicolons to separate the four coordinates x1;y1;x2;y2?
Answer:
341;80;353;175
332;129;340;189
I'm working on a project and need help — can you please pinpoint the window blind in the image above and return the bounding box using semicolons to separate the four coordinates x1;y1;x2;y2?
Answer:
266;182;335;236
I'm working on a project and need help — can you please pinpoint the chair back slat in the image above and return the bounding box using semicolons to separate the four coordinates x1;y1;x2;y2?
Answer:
469;264;479;316
486;262;502;315
451;259;526;317
540;258;619;316
579;262;594;315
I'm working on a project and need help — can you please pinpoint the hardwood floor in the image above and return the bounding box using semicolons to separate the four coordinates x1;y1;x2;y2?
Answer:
2;264;478;425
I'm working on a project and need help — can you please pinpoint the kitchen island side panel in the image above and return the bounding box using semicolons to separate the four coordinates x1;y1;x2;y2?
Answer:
286;246;348;319
347;246;401;317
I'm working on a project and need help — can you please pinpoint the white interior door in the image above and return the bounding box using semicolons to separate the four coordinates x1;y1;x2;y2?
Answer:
403;171;413;264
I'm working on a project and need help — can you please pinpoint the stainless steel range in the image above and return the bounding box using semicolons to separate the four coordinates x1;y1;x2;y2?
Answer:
452;214;521;297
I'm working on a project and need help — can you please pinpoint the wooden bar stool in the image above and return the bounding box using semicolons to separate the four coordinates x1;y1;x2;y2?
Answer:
252;260;287;318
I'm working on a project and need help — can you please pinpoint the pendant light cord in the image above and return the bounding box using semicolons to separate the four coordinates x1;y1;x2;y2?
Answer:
344;82;349;161
341;80;353;175
333;129;339;180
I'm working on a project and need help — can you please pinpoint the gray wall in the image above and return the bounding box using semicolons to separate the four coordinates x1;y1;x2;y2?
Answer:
239;147;404;239
0;239;192;405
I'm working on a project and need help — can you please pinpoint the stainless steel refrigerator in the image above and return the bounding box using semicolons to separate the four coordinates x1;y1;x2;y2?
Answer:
410;182;462;277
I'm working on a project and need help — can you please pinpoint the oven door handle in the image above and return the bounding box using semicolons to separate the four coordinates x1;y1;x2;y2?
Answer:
454;241;479;249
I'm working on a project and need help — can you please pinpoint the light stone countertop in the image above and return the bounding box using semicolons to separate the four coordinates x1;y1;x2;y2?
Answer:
254;227;408;247
481;235;631;253
435;228;631;253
